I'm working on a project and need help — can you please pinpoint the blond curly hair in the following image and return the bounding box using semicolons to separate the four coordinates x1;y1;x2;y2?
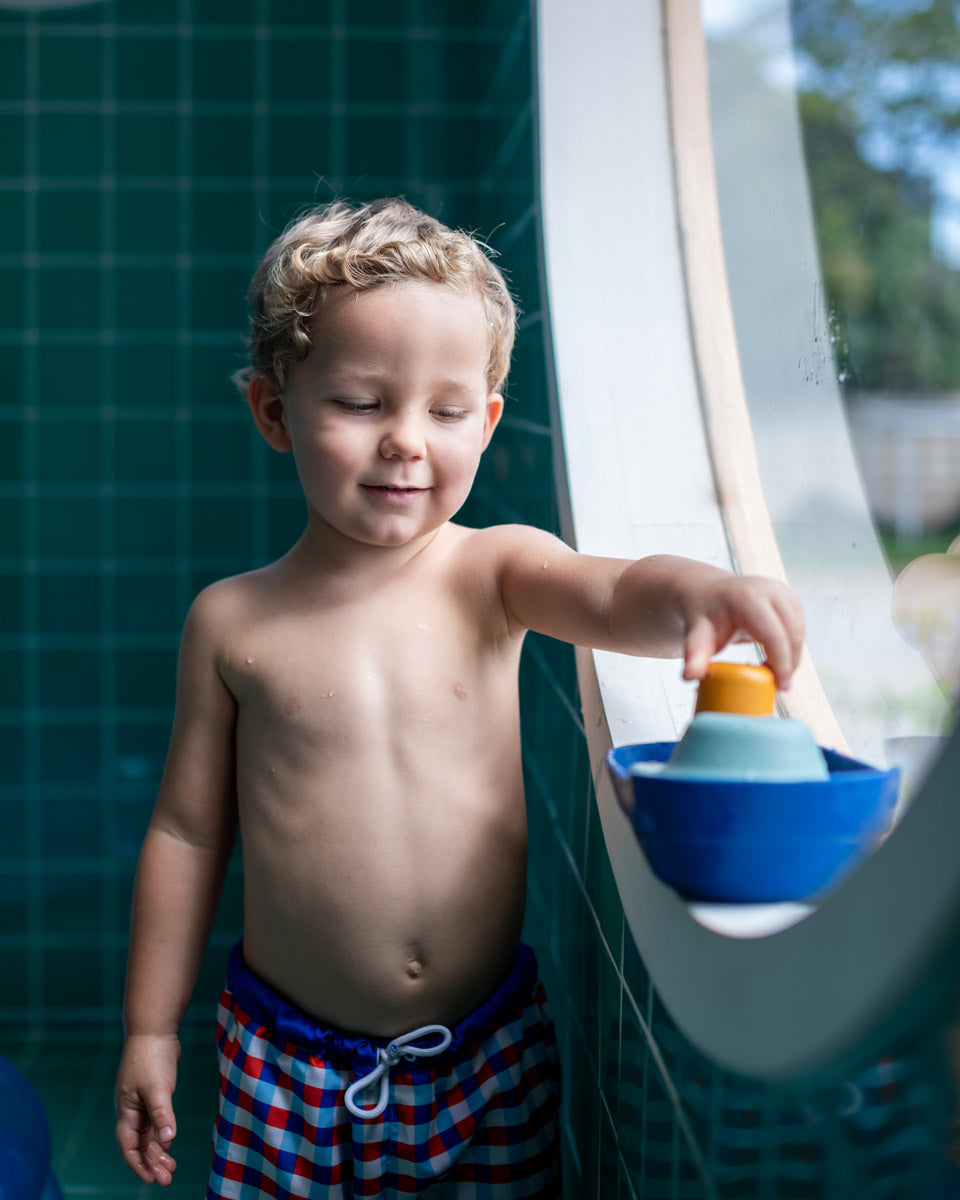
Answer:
233;198;517;396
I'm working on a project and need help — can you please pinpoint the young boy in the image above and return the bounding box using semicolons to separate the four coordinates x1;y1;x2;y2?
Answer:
114;198;804;1197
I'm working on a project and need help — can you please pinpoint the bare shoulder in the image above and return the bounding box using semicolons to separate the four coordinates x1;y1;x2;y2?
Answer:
181;562;288;656
445;523;578;636
449;522;569;567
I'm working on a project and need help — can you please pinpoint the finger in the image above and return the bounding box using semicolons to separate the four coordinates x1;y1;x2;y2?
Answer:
116;1106;155;1182
141;1087;177;1148
117;1122;176;1185
682;617;716;682
142;1135;177;1187
760;601;804;691
778;591;806;671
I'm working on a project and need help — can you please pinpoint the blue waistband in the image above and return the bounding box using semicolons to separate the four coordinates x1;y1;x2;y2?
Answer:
223;940;539;1070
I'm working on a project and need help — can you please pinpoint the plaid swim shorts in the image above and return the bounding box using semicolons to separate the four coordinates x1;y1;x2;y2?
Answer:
206;942;562;1199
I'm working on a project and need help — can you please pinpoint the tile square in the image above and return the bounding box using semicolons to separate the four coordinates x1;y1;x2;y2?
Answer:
114;721;170;788
0;414;23;482
0;115;24;178
190;415;253;483
0;797;27;859
36;495;101;558
345;39;408;104
40;944;103;1008
37;34;104;102
38;722;101;784
421;113;482;179
192;190;254;254
37;112;100;177
119;0;179;21
37;416;101;484
115;112;179;177
115;265;178;330
0;948;29;1009
193;34;255;102
192;343;246;407
38;648;101;710
345;113;407;178
192;112;256;178
36;343;101;408
343;0;401;26
114;495;179;558
190;495;255;559
413;38;481;103
0;573;22;634
37;267;102;331
115;343;178;408
0;647;24;709
191;265;251;331
194;0;256;23
268;36;331;103
40;870;102;934
418;0;482;28
116;34;179;102
115;645;177;709
0;724;26;786
113;417;178;483
268;112;331;178
115;186;179;254
37;571;100;635
0;33;26;100
0;191;22;256
0;265;22;329
114;569;180;635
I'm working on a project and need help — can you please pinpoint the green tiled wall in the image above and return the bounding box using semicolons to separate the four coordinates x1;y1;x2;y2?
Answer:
3;1;954;1197
1;0;541;1030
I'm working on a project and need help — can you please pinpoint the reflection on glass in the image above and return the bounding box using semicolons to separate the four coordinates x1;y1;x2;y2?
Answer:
701;0;955;771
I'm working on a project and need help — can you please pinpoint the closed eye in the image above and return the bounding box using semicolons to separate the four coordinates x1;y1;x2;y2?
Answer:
432;408;468;422
332;398;378;414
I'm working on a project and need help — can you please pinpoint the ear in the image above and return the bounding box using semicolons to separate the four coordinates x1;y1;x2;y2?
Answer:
248;371;292;452
481;393;504;451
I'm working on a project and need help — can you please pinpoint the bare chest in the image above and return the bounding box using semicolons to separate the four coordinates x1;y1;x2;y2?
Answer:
224;598;518;753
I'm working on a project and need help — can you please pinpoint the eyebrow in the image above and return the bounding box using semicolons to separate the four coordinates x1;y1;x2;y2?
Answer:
321;372;480;397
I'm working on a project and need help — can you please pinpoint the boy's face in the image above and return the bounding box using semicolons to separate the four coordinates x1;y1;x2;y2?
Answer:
255;281;503;551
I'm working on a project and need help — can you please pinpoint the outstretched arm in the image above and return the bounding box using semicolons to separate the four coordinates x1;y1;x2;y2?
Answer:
498;527;804;688
607;553;804;689
115;586;239;1186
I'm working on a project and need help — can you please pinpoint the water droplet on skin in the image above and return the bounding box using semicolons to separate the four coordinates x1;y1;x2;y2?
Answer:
417;621;429;632
246;657;255;664
453;683;468;701
541;561;550;569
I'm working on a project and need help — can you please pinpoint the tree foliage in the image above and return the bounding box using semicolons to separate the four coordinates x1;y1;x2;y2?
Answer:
791;0;960;390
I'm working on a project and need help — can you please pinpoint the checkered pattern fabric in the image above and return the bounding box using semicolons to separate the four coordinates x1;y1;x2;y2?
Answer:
206;947;561;1198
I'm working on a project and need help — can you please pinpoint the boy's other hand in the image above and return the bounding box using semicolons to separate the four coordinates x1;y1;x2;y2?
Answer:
115;1033;181;1186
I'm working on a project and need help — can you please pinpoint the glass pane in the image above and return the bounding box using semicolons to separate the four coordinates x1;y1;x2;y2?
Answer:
702;0;956;778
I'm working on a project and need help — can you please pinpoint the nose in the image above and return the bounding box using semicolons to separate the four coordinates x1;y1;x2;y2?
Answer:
379;409;426;460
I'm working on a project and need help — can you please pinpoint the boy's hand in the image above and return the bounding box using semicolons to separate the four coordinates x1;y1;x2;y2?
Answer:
678;570;804;691
115;1033;181;1186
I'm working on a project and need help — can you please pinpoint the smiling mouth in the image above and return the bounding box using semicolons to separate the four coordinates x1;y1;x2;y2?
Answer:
362;484;428;503
364;484;425;492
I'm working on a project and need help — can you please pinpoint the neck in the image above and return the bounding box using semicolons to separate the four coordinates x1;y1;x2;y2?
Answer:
287;514;450;581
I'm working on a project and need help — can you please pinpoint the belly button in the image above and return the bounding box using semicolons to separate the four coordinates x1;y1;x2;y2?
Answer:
405;958;423;980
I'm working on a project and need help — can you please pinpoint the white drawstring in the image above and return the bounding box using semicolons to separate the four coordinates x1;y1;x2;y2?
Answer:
344;1024;453;1119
